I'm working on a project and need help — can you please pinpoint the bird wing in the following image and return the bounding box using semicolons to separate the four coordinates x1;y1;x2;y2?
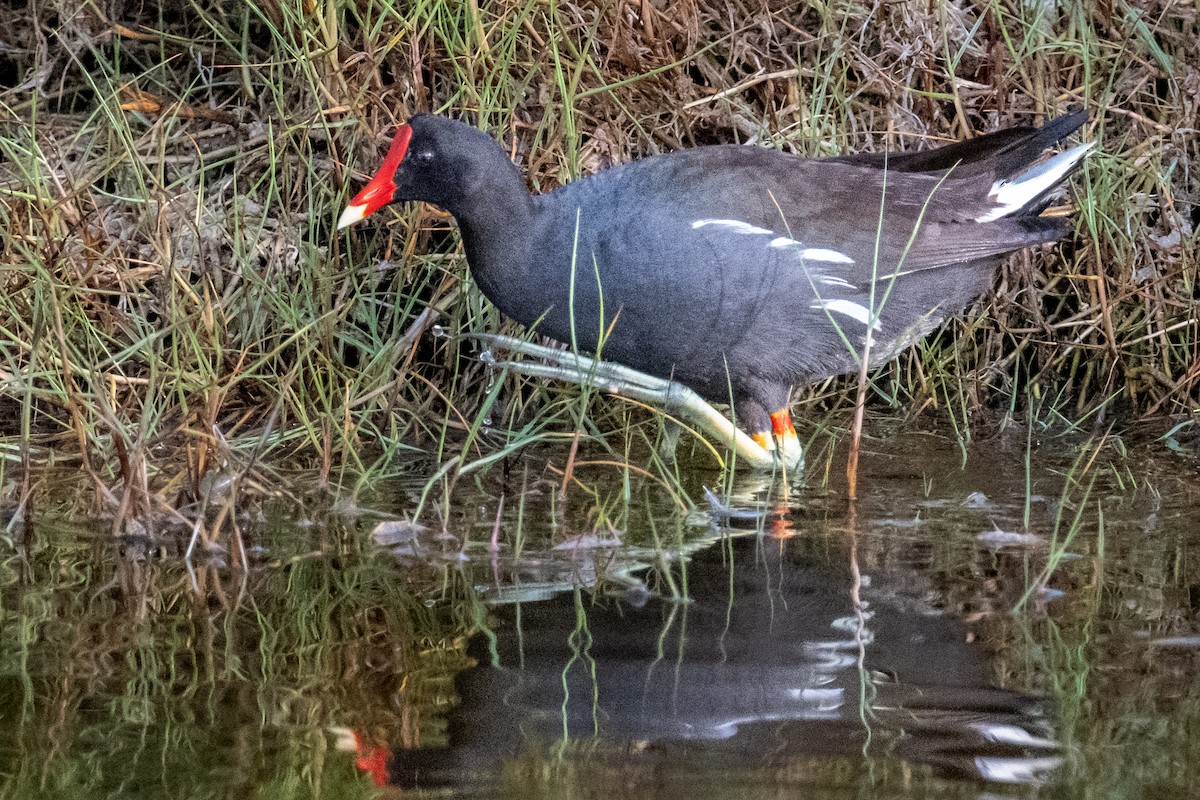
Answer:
630;150;1068;282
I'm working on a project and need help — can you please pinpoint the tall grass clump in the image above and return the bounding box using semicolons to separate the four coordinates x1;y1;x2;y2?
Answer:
0;1;1195;528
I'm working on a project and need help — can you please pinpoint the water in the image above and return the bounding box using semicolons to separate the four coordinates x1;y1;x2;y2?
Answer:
2;424;1199;798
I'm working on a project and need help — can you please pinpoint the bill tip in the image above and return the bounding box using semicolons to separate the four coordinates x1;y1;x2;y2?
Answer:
337;204;367;230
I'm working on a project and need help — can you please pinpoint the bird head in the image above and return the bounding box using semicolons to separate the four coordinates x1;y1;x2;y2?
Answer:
337;115;489;229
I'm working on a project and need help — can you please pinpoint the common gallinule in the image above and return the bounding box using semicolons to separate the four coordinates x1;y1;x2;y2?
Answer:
338;111;1091;469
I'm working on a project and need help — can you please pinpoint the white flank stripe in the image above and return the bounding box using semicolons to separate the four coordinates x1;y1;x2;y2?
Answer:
812;298;881;330
800;247;855;264
694;220;855;263
970;723;1057;747
976;141;1096;222
692;218;774;235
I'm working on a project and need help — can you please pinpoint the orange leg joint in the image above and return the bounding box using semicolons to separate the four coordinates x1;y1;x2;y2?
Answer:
771;408;803;469
770;409;796;439
749;410;802;469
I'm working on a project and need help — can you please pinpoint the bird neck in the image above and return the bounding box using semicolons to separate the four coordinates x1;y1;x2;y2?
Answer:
453;159;540;281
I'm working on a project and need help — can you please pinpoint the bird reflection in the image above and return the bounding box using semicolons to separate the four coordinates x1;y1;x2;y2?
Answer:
345;514;1061;792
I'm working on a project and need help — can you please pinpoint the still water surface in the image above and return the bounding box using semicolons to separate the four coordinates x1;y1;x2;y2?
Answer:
3;424;1199;798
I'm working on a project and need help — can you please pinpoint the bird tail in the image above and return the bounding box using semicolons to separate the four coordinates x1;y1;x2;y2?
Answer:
972;138;1094;222
829;109;1090;180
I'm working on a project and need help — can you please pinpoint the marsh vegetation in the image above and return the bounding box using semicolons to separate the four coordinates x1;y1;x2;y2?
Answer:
1;1;1198;798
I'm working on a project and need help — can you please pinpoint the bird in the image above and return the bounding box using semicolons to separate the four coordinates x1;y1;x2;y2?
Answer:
338;110;1092;470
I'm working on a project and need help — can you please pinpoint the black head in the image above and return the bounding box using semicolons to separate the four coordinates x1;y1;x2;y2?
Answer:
337;114;513;228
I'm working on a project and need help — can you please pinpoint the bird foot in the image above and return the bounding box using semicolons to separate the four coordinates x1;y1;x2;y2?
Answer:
463;333;802;473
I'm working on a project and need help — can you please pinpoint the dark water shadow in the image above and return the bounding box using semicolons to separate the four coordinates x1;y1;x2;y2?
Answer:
349;515;1061;795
